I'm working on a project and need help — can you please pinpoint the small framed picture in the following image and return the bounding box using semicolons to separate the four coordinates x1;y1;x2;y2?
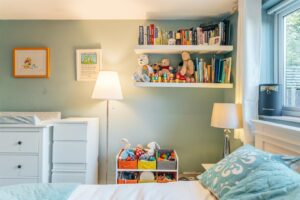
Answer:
76;49;102;81
13;48;50;78
209;36;221;46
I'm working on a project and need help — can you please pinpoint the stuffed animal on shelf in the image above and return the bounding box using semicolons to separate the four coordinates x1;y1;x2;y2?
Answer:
119;138;135;161
160;58;173;74
135;144;144;158
146;142;160;157
178;51;196;83
133;54;152;82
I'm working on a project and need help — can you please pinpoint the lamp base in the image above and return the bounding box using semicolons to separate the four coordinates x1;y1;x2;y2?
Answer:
223;129;231;157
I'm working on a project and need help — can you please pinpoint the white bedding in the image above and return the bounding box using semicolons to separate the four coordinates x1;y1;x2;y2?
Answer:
68;181;215;200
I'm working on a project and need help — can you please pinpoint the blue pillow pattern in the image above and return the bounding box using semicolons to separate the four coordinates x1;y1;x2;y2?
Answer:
221;162;300;200
198;144;285;198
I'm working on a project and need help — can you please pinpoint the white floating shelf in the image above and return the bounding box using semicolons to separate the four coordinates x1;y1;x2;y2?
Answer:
134;82;233;89
117;169;178;172
134;45;233;54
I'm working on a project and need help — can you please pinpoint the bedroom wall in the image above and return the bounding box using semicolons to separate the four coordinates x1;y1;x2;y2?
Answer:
0;18;239;183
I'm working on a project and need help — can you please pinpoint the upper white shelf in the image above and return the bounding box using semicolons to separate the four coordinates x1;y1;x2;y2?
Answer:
134;45;234;55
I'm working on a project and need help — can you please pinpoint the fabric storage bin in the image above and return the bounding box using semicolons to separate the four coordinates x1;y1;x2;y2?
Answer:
117;149;137;169
138;160;156;170
117;179;138;184
139;180;156;183
156;150;177;170
118;160;137;169
157;172;177;183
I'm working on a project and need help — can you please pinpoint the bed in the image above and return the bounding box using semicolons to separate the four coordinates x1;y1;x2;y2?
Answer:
0;120;299;200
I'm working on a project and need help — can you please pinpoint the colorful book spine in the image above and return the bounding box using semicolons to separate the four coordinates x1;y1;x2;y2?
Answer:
211;58;215;83
150;24;155;45
138;26;144;45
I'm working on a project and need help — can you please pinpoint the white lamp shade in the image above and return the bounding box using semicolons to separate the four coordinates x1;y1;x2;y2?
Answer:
92;71;123;100
211;103;243;129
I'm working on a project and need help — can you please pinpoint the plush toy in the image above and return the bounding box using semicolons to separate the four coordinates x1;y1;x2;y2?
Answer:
146;142;160;157
119;138;135;160
180;51;195;78
135;144;144;158
133;55;152;82
160;58;173;74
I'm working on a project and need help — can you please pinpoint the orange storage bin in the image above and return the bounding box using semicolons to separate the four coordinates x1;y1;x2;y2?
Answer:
117;179;138;184
118;160;137;169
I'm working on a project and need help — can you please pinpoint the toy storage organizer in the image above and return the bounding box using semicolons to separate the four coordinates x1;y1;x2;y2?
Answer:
116;150;179;184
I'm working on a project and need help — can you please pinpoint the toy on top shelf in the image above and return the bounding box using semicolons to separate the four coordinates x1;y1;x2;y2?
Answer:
138;142;160;170
118;139;137;169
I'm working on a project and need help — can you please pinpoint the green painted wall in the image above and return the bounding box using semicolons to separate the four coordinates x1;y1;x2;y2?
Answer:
0;18;239;183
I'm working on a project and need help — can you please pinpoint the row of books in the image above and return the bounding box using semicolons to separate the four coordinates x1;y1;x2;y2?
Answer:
138;20;230;46
195;57;232;83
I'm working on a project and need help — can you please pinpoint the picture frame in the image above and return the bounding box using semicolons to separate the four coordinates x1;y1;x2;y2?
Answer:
209;36;221;46
13;48;50;78
76;49;102;81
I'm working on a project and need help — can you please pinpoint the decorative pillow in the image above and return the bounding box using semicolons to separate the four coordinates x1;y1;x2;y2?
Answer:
220;161;300;200
197;144;297;199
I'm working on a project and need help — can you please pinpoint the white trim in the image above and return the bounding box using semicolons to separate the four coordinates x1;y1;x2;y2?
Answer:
253;119;300;156
274;1;300;113
267;0;296;15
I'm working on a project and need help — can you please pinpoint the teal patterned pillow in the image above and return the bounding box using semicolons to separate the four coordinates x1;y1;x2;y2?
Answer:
197;145;288;198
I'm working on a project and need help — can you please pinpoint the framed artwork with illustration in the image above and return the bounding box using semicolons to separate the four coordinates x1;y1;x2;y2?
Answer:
13;48;50;78
76;49;102;81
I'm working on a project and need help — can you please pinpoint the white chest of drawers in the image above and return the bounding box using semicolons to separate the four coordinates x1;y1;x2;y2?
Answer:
0;125;52;186
51;118;99;184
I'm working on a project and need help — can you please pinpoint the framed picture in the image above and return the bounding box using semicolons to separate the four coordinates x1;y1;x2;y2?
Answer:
13;48;50;78
76;49;102;81
209;36;221;46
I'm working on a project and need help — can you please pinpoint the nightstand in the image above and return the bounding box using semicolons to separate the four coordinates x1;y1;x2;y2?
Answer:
202;163;215;171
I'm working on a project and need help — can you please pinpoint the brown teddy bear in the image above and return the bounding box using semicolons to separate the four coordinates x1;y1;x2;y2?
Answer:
177;51;195;82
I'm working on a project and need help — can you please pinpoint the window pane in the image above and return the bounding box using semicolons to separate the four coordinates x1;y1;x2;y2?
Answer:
285;9;300;107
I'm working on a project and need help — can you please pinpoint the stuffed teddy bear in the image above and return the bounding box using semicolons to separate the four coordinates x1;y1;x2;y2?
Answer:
180;51;195;82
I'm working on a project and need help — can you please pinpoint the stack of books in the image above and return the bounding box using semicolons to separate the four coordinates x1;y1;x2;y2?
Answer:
138;20;230;46
195;57;232;83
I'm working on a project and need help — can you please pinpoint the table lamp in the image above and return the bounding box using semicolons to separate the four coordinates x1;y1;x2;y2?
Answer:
211;103;243;157
92;71;123;183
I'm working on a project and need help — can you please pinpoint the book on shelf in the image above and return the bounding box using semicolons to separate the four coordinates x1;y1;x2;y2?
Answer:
194;57;232;84
137;20;230;46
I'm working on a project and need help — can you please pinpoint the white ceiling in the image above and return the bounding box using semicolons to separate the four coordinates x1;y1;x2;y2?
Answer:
0;0;237;20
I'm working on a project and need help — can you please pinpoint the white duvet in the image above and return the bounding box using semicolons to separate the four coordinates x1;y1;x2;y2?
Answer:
68;181;215;200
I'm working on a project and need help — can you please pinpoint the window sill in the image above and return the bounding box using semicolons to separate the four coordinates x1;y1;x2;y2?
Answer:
259;115;300;128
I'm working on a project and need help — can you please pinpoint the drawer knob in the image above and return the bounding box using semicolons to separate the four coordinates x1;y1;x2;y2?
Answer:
17;141;22;145
17;165;22;169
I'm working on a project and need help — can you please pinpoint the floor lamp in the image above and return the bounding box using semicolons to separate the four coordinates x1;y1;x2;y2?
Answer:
92;71;123;183
211;103;243;157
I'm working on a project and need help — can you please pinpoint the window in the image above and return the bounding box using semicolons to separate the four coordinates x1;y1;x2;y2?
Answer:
277;1;300;115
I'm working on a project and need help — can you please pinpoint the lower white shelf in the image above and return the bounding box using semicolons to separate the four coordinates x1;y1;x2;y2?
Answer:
134;82;233;89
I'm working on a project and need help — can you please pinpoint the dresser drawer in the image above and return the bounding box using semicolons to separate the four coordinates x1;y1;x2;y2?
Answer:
53;163;86;171
53;141;86;163
52;172;86;183
0;178;38;186
0;132;39;153
0;155;39;178
54;124;87;141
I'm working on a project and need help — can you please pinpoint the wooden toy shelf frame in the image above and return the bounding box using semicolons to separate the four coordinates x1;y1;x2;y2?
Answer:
115;150;179;184
133;45;234;89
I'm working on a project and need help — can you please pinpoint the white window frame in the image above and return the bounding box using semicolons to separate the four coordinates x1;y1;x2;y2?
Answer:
275;1;300;117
